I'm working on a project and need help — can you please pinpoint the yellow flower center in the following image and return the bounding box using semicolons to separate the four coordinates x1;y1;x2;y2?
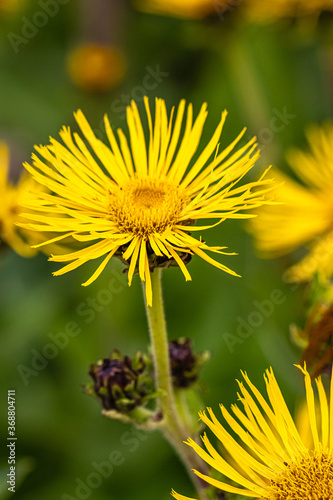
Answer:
268;451;333;499
132;185;166;209
108;178;188;237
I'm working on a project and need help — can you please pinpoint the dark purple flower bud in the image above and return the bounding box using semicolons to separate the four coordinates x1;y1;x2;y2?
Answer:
169;338;207;388
87;350;155;412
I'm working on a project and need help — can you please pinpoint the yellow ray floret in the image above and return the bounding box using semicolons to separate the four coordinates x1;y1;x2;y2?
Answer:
249;121;333;283
172;364;333;499
0;142;42;257
22;97;274;306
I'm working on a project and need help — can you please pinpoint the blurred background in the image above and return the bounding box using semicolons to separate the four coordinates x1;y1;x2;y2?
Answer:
0;1;333;499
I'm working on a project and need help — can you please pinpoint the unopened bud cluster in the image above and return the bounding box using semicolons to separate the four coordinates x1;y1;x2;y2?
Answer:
86;339;210;423
86;350;156;412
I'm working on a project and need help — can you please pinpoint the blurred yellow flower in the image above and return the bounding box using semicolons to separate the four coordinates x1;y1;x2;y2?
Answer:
136;0;216;19
243;0;333;22
138;0;333;21
249;122;333;283
0;0;23;12
66;44;126;93
0;143;39;257
172;364;333;499
22;97;273;306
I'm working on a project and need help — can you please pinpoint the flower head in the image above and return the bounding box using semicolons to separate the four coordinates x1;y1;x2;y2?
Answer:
22;97;273;305
0;142;41;257
172;364;333;499
249;122;333;283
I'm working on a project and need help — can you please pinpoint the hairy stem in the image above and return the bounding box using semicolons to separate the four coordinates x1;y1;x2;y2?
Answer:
144;269;210;500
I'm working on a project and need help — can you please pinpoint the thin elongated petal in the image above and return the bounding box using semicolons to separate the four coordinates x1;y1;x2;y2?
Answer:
82;247;119;286
296;364;320;450
127;238;141;287
316;376;329;449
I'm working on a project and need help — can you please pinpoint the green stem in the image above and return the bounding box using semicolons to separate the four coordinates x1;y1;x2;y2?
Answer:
174;389;195;434
144;269;210;500
145;268;173;417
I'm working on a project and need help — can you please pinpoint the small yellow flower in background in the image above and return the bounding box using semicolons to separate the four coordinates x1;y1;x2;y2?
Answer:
242;0;333;22
136;0;216;19
172;364;333;499
66;44;126;93
0;142;39;257
138;0;333;21
22;97;273;306
0;0;23;13
249;122;333;283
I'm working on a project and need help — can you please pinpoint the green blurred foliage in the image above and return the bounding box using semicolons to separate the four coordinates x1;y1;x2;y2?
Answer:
0;1;332;499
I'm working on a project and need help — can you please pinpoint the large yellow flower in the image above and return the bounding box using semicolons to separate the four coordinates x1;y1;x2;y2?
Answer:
0;142;39;257
249;122;333;283
22;97;273;306
172;364;333;499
